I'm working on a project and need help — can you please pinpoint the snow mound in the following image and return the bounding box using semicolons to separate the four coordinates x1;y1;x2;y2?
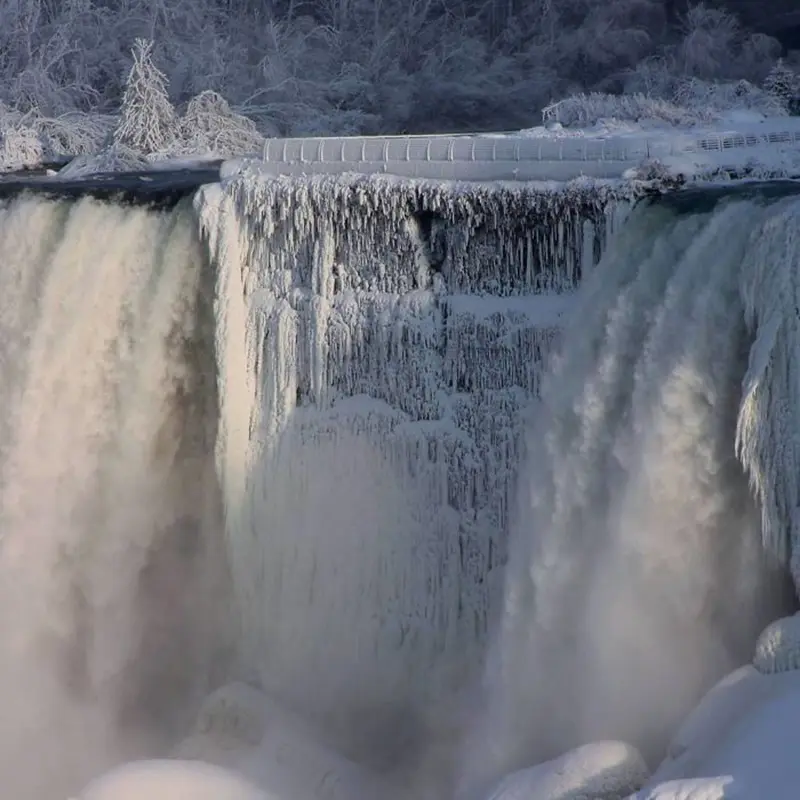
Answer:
663;667;764;765
75;760;271;800
634;671;800;799
753;613;800;674
175;683;398;800
483;741;648;800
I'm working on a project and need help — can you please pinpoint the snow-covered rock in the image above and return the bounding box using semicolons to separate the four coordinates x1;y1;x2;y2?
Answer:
753;612;800;674
75;760;271;800
174;682;398;800
483;741;648;800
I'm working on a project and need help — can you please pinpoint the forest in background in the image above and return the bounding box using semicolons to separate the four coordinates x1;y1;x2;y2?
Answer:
1;0;800;169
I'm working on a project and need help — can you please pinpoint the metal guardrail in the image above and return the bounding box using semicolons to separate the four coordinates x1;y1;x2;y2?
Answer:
263;123;800;162
248;121;800;181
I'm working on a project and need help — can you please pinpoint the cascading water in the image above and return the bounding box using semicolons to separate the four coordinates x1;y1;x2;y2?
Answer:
0;194;231;800
458;192;800;798
3;165;800;800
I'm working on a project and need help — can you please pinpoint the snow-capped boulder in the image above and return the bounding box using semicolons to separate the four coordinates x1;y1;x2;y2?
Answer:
753;612;800;674
75;759;270;800
483;741;648;800
174;682;398;800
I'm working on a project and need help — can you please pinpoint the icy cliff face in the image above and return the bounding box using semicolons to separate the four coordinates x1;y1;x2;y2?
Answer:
196;170;630;763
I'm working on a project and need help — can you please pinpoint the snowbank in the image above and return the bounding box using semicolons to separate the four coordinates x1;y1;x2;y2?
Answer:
629;630;800;800
481;741;648;800
634;675;800;799
75;760;270;800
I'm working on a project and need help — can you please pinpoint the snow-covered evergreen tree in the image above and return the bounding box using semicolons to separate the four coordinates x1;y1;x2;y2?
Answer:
113;38;176;153
764;59;800;115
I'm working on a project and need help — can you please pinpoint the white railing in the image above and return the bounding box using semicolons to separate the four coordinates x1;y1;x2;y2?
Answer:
231;118;800;182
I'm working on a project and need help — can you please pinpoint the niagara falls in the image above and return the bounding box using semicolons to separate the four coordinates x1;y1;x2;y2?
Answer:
1;2;800;799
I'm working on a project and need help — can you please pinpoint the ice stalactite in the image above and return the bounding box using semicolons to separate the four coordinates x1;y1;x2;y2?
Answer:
195;170;629;768
461;194;800;798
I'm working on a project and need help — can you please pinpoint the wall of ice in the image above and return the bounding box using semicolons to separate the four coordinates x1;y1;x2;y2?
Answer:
196;169;632;765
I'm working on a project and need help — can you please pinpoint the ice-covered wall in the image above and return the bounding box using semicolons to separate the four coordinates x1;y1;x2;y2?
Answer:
196;169;631;764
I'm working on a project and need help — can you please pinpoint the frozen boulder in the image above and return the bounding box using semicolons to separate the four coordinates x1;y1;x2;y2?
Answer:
483;741;648;800
753;613;800;674
75;759;271;800
175;682;398;800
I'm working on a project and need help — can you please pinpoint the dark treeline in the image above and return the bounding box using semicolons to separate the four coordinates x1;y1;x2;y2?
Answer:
1;0;798;136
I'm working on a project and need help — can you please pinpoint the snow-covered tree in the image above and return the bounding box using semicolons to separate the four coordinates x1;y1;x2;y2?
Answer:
764;59;800;115
113;38;176;153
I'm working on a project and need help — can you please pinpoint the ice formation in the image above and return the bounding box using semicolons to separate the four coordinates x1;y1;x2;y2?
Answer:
195;169;631;765
753;613;800;674
461;192;800;795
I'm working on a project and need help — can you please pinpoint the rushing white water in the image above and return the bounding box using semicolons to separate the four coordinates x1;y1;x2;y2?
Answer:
458;194;800;797
0;195;230;800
